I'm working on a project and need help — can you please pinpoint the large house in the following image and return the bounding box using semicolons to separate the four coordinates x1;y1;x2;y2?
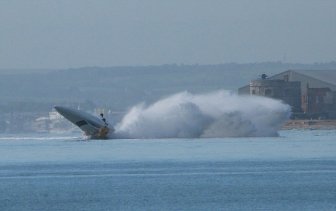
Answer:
238;70;336;119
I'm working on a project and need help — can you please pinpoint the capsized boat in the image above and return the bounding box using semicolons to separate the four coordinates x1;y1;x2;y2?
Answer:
54;106;114;139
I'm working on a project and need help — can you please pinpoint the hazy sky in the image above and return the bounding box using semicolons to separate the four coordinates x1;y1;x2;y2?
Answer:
0;0;335;69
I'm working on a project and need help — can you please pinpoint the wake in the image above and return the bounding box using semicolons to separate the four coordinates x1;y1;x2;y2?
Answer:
112;90;291;138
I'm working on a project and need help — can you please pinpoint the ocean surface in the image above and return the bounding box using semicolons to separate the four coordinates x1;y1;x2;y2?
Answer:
0;130;335;210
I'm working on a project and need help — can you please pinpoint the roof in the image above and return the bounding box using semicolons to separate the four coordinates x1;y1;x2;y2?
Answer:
294;69;336;86
269;70;336;91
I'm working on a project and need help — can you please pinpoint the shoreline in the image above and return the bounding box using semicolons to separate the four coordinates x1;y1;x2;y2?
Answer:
283;120;336;130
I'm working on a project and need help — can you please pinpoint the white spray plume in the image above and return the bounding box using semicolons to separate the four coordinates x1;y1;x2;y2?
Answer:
112;90;291;138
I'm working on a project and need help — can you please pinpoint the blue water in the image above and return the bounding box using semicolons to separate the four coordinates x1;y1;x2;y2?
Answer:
0;130;336;210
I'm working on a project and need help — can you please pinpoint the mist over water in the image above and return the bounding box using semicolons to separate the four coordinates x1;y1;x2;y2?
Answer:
112;91;291;139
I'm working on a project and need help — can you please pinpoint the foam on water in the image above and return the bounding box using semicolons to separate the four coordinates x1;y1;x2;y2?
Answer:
112;90;291;138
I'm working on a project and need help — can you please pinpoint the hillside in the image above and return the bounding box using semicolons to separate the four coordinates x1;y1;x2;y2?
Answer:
1;62;336;112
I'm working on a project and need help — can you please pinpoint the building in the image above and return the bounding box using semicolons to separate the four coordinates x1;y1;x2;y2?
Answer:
239;70;336;119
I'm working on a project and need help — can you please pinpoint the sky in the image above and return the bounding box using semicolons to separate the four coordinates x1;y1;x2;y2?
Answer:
0;0;335;69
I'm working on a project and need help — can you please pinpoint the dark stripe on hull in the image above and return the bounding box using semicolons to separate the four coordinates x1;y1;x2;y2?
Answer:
76;120;88;127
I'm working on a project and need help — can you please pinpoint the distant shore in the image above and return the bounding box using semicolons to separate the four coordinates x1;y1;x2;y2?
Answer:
283;120;336;130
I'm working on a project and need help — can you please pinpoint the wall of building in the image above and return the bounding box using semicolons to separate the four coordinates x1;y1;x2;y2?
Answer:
301;88;336;119
249;79;302;112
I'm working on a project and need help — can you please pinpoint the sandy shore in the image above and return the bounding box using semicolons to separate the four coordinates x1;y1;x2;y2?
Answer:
283;120;336;130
